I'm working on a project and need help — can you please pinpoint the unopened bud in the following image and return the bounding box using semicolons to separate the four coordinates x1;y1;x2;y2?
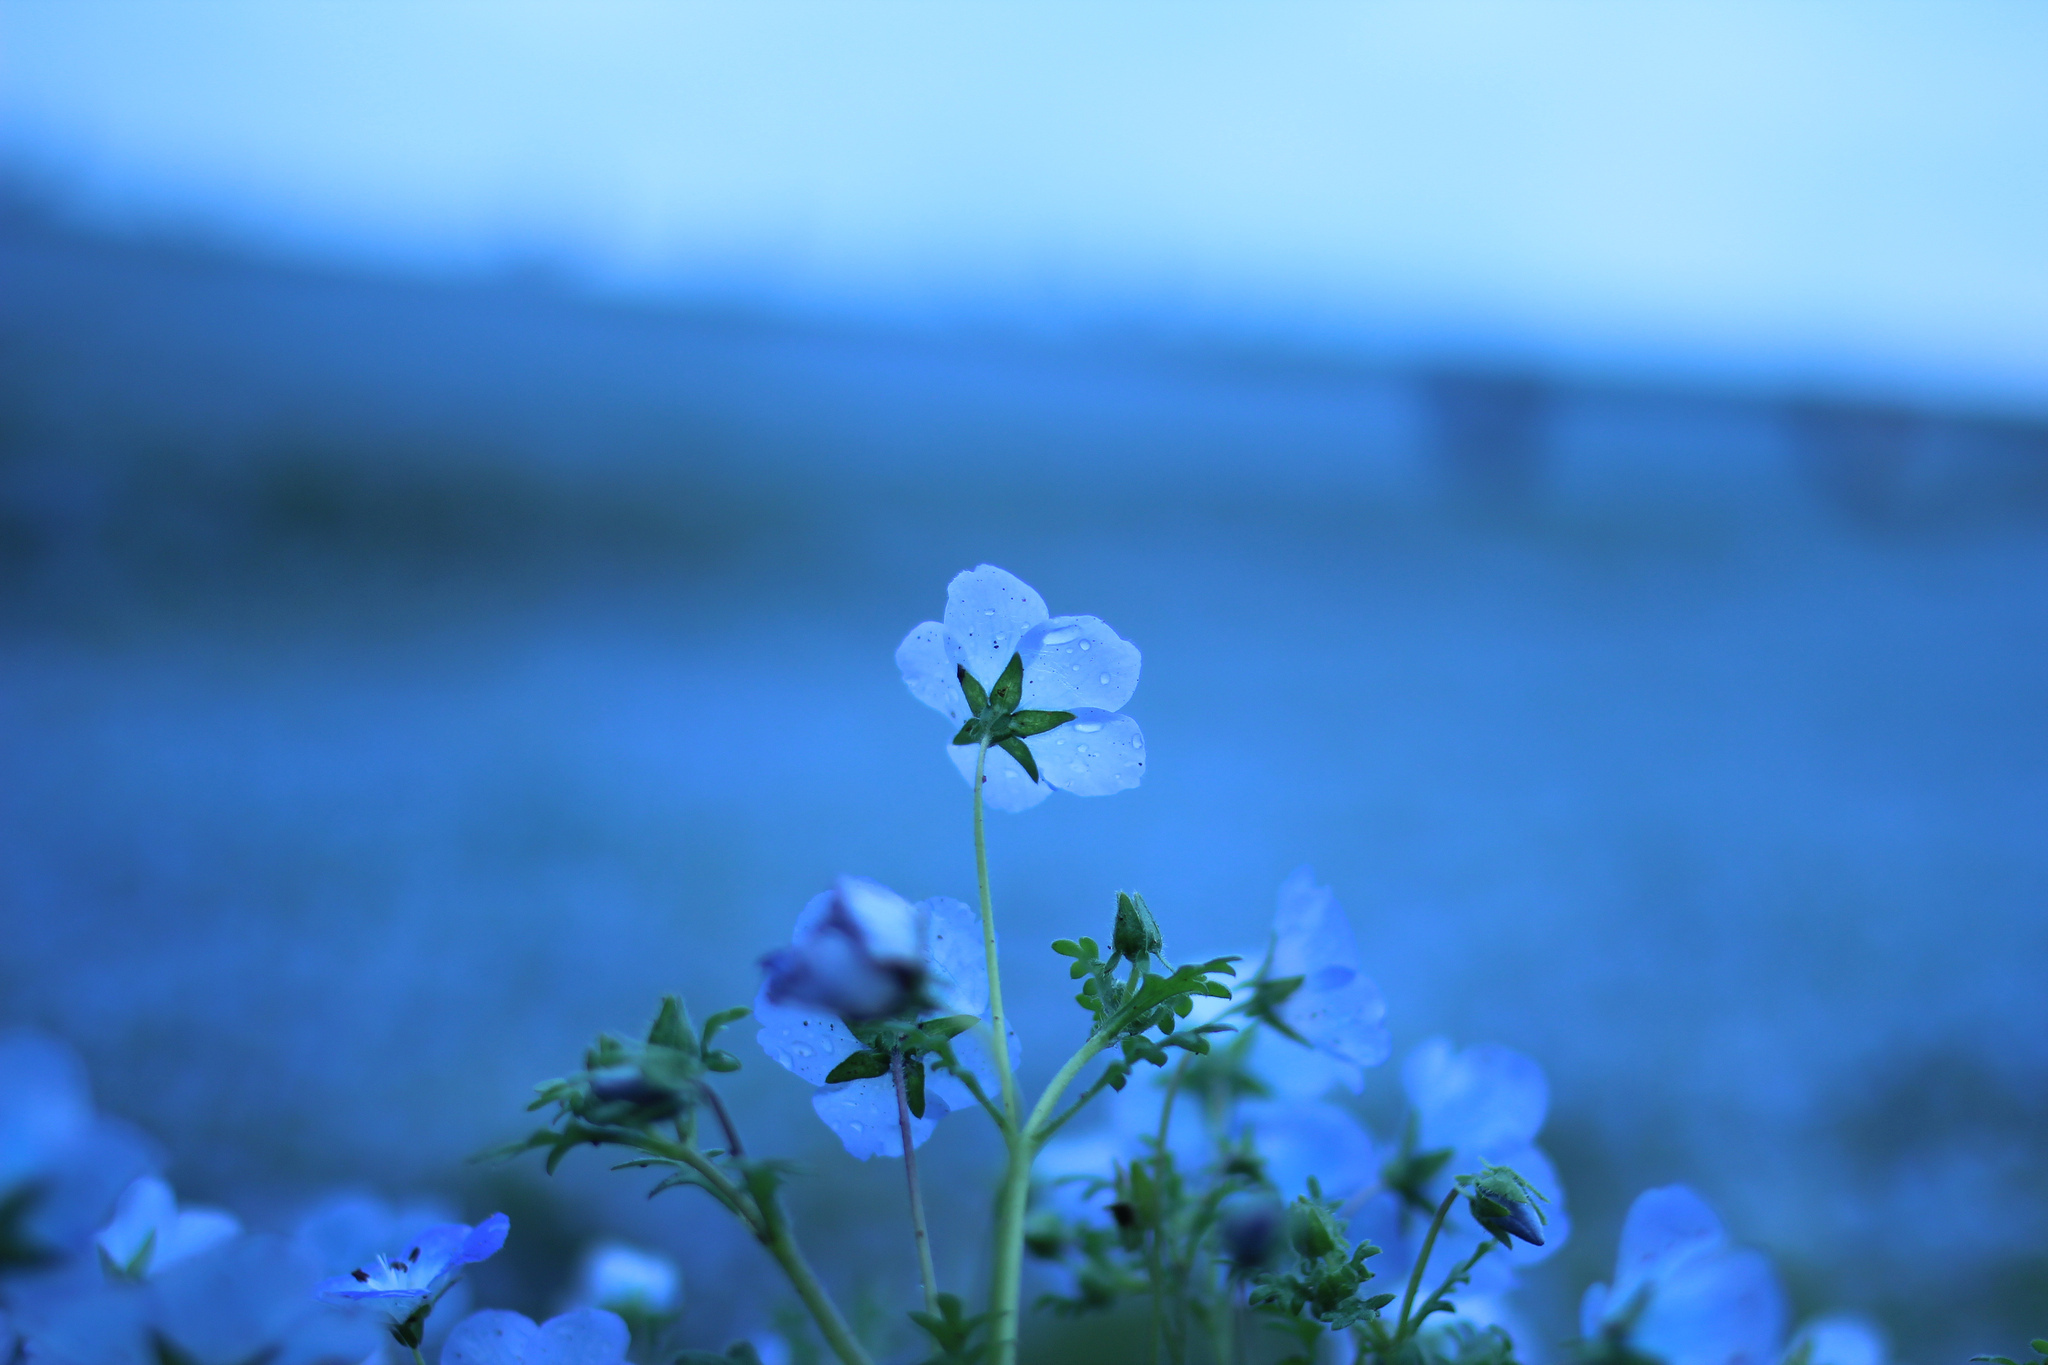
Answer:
1112;892;1164;964
1285;1198;1343;1260
1469;1191;1545;1248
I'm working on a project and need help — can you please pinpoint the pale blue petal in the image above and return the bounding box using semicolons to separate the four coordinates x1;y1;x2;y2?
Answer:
753;990;863;1086
1580;1282;1610;1341
1794;1316;1888;1365
949;740;1052;811
1246;1030;1362;1100
922;896;988;1017
1030;710;1144;797
897;621;968;723
0;1030;93;1188
1632;1246;1786;1365
1033;1129;1125;1223
927;1018;1016;1115
943;566;1048;689
1269;868;1389;1078
813;1076;939;1159
443;1308;631;1365
1018;615;1141;713
1609;1185;1727;1311
1404;1039;1549;1155
1236;1099;1377;1202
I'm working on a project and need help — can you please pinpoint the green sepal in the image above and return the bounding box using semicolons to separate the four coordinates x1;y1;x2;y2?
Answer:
1005;709;1074;738
701;1006;751;1051
647;996;693;1052
998;737;1041;782
920;1014;981;1042
956;665;990;715
987;652;1025;713
950;719;983;747
703;1049;741;1073
825;1049;893;1084
905;1056;927;1119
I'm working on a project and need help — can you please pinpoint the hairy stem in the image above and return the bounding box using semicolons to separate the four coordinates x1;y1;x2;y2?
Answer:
972;740;1020;1119
892;1050;942;1316
760;1191;875;1365
1397;1189;1460;1339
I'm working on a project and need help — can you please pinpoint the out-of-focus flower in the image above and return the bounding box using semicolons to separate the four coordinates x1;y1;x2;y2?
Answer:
315;1212;509;1347
759;877;928;1022
293;1192;471;1354
441;1308;629;1365
574;1241;680;1315
94;1176;240;1279
0;1031;158;1263
1234;1099;1378;1205
1791;1315;1887;1365
1580;1185;1785;1365
897;565;1143;812
756;887;1012;1159
1218;1193;1286;1270
1255;868;1390;1092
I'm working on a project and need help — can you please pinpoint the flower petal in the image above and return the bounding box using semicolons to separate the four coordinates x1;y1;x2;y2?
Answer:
1404;1039;1549;1154
948;742;1052;812
538;1307;632;1365
1235;1099;1377;1203
1018;616;1141;713
813;1076;941;1159
753;991;864;1086
1028;710;1144;797
921;896;988;1017
1609;1184;1727;1311
1270;869;1389;1079
1633;1245;1786;1365
896;621;969;723
943;566;1048;688
926;1017;1017;1116
444;1310;542;1365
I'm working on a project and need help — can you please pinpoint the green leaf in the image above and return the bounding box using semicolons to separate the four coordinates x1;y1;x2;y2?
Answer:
999;737;1041;783
956;664;991;715
825;1049;893;1084
2032;1345;2048;1358
1005;709;1074;738
950;719;982;748
919;1014;981;1042
703;1049;741;1073
1362;1293;1396;1311
988;652;1025;713
1051;939;1083;958
906;1056;927;1119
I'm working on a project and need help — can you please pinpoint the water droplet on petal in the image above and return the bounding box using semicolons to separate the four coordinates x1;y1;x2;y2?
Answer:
1041;625;1083;645
1099;673;1110;685
1073;721;1103;733
1079;641;1092;651
984;608;996;616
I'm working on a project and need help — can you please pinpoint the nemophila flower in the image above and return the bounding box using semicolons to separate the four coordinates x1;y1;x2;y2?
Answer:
316;1212;509;1347
95;1176;241;1280
574;1241;681;1315
0;1031;157;1262
1233;1099;1378;1206
1580;1185;1785;1365
897;564;1143;812
759;877;927;1021
442;1307;629;1365
1250;868;1389;1094
1790;1315;1887;1365
756;885;1012;1159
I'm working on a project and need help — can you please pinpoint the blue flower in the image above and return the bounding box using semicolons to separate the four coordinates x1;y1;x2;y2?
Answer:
0;1030;158;1261
1790;1315;1887;1365
574;1241;681;1315
94;1177;241;1280
1579;1185;1785;1365
757;884;1010;1159
897;565;1144;812
759;876;929;1022
442;1307;630;1365
315;1212;508;1335
1260;868;1390;1092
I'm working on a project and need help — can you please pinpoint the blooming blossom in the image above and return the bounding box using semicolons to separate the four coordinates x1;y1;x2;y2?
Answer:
1579;1185;1785;1365
574;1241;681;1315
442;1308;630;1365
95;1176;241;1279
1260;868;1390;1093
315;1212;509;1327
897;565;1143;812
759;877;928;1021
756;885;1010;1159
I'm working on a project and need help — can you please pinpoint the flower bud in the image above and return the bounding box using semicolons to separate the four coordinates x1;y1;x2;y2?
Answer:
1468;1190;1545;1248
1285;1198;1343;1260
1112;891;1163;964
1219;1194;1284;1270
761;878;927;1021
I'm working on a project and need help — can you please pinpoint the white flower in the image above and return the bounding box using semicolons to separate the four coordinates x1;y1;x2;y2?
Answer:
1580;1185;1785;1365
95;1176;240;1279
897;565;1144;812
575;1241;681;1315
442;1308;630;1365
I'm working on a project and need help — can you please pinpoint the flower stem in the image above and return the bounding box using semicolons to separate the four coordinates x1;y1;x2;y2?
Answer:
411;1350;427;1365
891;1050;942;1317
760;1191;875;1365
972;740;1020;1120
1397;1189;1460;1339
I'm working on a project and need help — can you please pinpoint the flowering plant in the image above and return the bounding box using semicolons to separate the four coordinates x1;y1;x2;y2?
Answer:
0;565;1951;1365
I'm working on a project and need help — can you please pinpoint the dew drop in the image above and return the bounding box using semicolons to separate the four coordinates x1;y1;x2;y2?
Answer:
1073;721;1103;733
984;608;997;616
1099;673;1110;685
1041;625;1083;645
1079;641;1092;651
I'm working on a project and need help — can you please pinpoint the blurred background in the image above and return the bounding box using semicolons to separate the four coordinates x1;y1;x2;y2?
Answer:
2;3;2045;1360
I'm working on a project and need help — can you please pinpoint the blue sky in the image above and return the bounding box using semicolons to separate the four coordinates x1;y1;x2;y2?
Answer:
4;2;2045;407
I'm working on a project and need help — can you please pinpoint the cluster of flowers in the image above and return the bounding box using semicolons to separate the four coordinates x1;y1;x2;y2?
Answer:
0;1032;702;1364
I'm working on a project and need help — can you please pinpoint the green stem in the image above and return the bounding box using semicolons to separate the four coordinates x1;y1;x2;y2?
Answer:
1396;1189;1460;1339
891;1050;942;1317
1155;1052;1193;1150
411;1349;427;1365
972;740;1020;1121
761;1191;875;1365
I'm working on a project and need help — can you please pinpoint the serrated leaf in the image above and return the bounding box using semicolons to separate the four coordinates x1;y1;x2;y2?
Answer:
825;1049;893;1084
956;665;990;714
999;736;1041;783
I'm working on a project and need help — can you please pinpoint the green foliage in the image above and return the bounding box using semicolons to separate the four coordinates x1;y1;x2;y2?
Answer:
1249;1186;1388;1333
1455;1165;1550;1249
908;1292;990;1365
947;653;1075;784
1972;1341;2048;1365
1050;932;1236;1095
